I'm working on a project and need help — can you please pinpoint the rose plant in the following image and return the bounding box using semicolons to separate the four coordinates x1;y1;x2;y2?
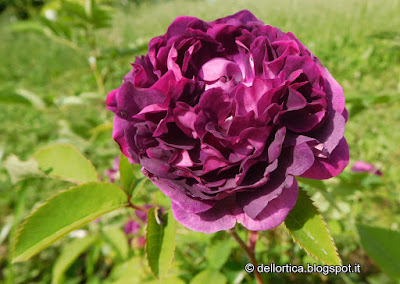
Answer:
10;10;350;283
106;10;349;233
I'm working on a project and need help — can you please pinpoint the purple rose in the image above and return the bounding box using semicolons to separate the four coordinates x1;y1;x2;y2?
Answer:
352;161;382;176
104;156;120;183
107;10;349;233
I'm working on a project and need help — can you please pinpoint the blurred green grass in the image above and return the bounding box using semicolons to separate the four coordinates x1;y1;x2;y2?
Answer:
0;0;400;282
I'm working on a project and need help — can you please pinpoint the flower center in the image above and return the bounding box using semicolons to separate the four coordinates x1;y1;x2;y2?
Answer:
198;50;255;91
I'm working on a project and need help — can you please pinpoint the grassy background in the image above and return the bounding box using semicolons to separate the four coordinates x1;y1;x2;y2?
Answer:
0;0;400;283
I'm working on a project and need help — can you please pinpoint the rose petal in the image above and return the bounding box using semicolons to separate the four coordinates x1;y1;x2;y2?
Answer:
171;195;238;233
237;174;293;219
145;174;216;213
301;138;349;179
236;177;298;231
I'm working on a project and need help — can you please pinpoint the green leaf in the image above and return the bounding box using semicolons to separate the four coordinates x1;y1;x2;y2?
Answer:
13;182;127;262
284;188;341;265
0;88;31;106
90;5;112;29
4;155;44;184
52;235;97;284
145;208;177;279
119;154;147;198
129;177;147;201
109;257;144;284
7;20;46;35
102;228;129;260
357;224;400;280
0;87;45;109
297;177;343;213
191;270;227;284
176;230;212;245
119;154;135;194
84;0;94;19
33;144;98;183
89;122;112;139
206;240;233;270
15;89;46;109
296;177;327;191
145;276;185;284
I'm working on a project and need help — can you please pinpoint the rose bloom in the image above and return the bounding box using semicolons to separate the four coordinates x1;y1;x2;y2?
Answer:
107;10;349;233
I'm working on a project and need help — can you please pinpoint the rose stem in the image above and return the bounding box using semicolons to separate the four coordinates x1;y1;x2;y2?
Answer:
228;228;264;284
126;201;150;213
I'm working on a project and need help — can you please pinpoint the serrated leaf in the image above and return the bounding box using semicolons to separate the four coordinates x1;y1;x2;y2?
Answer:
13;182;127;262
284;187;341;265
102;227;129;260
52;235;97;284
191;270;227;284
357;224;400;280
297;177;343;213
4;155;45;184
145;208;177;279
296;177;327;191
206;240;233;270
33;144;98;183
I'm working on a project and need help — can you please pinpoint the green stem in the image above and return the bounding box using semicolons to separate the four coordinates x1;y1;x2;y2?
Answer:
86;22;105;96
126;200;150;213
228;228;263;284
88;55;105;96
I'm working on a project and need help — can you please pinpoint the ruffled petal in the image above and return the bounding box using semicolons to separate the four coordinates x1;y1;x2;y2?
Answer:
236;178;298;231
301;138;349;179
171;195;238;233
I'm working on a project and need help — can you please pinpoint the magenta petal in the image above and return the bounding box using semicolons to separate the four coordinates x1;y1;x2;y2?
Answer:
166;16;207;38
301;138;349;179
237;175;292;219
171;196;238;233
321;66;345;115
285;142;315;176
124;220;140;235
308;110;345;154
236;178;298;231
352;161;382;176
112;116;130;159
106;89;117;111
199;57;242;83
145;175;216;213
